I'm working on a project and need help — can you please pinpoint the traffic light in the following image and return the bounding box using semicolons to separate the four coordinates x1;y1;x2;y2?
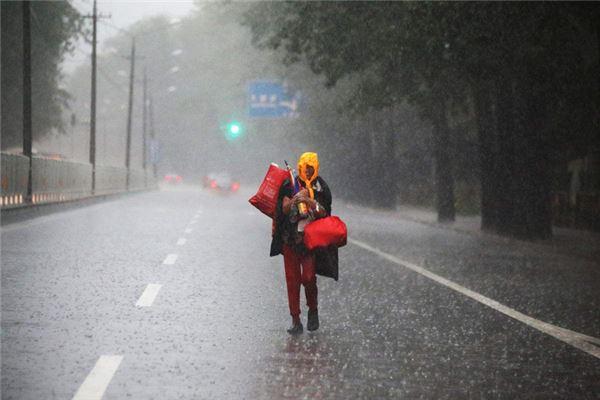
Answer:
225;121;243;141
229;123;240;135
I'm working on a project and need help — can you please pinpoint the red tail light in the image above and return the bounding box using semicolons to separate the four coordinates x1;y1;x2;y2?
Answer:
231;182;240;191
176;175;182;182
210;180;217;189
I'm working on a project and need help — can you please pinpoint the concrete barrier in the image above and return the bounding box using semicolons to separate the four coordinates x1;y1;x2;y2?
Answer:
1;152;156;209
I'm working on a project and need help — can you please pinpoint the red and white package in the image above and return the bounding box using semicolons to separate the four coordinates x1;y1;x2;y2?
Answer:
248;163;289;218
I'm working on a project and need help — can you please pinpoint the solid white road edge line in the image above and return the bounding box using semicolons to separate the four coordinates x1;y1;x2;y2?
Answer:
135;284;162;307
176;237;187;246
348;238;600;359
163;254;178;265
72;355;123;400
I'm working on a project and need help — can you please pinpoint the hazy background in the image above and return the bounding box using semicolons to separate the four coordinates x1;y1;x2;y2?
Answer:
2;1;598;237
41;1;314;184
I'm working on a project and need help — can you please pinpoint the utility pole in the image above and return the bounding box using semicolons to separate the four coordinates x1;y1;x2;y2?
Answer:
89;0;97;194
142;67;148;185
84;0;110;195
125;37;135;190
22;1;32;201
149;94;157;179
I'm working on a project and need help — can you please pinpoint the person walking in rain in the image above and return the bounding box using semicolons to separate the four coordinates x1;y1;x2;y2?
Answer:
270;152;332;334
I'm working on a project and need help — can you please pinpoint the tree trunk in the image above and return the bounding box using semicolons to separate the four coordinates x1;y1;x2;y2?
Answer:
512;73;553;239
376;109;397;209
370;110;396;209
490;71;552;240
473;82;499;231
352;116;376;206
431;97;456;222
493;76;517;235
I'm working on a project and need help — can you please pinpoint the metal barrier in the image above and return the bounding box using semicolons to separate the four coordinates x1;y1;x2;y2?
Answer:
128;169;148;191
95;165;127;195
0;153;28;207
31;157;92;205
1;152;156;209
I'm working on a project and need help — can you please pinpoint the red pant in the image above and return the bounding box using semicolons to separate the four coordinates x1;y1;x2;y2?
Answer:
283;244;318;317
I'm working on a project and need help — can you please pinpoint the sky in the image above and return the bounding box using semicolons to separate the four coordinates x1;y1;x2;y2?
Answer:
63;0;196;73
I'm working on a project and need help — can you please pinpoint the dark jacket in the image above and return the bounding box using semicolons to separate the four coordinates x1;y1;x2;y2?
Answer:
270;176;339;281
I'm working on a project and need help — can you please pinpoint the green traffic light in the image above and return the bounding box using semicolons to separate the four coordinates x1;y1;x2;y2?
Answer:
225;121;243;141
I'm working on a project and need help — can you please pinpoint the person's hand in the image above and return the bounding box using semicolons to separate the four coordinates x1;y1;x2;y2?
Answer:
293;189;309;205
296;188;308;198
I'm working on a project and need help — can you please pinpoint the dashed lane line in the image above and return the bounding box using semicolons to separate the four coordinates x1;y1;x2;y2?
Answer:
176;237;187;246
72;355;123;400
348;238;600;360
135;284;162;307
163;254;178;265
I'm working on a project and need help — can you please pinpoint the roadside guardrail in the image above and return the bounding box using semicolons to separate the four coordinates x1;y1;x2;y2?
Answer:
1;152;155;210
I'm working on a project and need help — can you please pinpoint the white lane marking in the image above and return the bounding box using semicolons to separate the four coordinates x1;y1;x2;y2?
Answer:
72;355;123;400
184;228;193;234
135;284;162;307
189;220;197;225
176;237;187;246
349;238;600;359
163;254;178;265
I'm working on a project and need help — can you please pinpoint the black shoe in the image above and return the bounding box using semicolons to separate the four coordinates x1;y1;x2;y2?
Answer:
307;309;319;331
287;322;303;335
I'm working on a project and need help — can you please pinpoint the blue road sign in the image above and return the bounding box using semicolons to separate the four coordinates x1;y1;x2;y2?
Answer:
248;81;301;118
149;139;161;164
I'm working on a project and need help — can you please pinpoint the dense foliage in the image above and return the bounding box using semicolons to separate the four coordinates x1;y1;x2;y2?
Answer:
242;2;599;238
1;1;84;150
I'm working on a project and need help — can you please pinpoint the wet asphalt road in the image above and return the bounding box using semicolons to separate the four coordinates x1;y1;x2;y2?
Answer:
2;186;599;399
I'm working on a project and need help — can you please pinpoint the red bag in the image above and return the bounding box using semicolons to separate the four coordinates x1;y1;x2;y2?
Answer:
249;163;289;218
303;216;347;251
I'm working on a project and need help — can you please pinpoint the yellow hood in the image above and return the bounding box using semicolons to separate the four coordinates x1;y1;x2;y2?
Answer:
297;152;319;199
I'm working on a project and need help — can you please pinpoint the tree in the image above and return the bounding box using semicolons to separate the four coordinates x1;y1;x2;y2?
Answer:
455;3;599;238
1;1;84;150
243;2;460;218
243;1;599;238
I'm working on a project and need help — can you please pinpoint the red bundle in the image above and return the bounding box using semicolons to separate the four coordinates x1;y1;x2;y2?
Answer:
249;163;289;218
304;216;347;251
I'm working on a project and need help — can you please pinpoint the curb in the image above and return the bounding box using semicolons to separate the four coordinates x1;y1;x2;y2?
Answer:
342;201;599;263
1;188;157;226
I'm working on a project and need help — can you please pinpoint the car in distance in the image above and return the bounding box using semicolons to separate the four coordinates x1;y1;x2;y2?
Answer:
203;172;240;193
164;174;183;184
